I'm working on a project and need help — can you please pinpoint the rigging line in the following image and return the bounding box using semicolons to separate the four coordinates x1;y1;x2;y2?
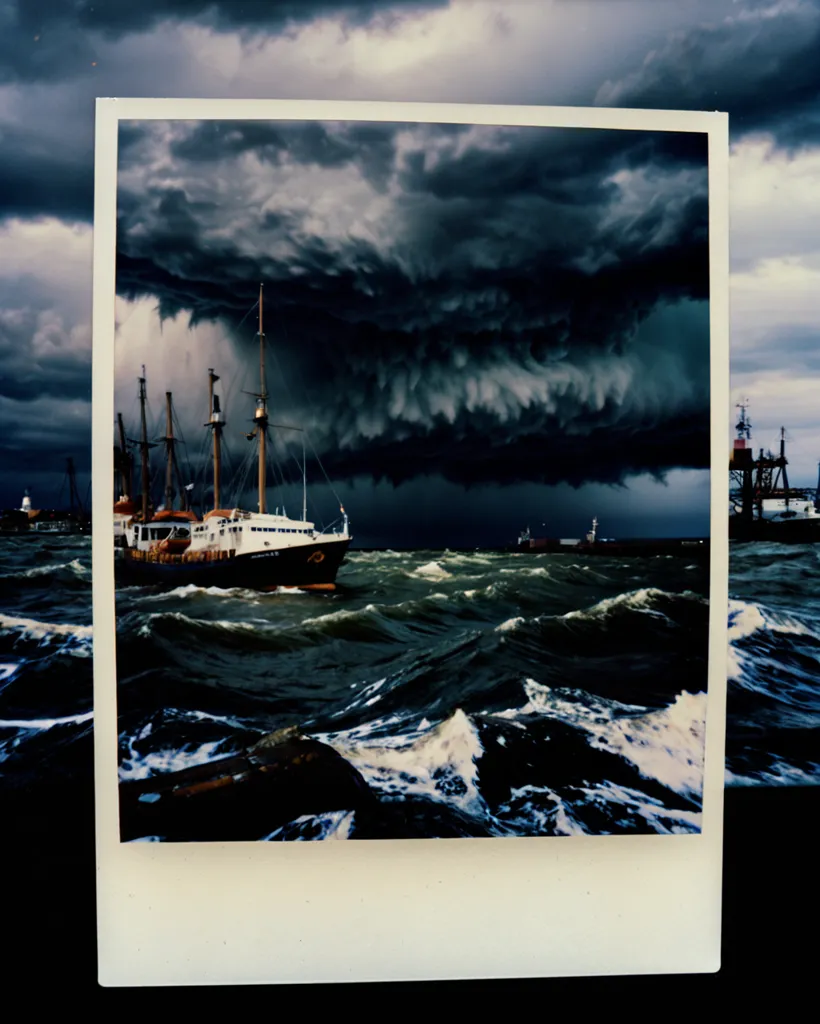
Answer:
266;340;344;508
266;434;289;513
232;440;257;509
266;322;328;451
221;298;260;421
305;431;344;508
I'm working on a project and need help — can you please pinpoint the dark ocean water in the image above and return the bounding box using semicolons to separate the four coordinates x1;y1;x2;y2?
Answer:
1;537;817;843
726;543;820;786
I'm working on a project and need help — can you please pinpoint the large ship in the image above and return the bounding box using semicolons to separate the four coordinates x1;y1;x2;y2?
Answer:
729;401;820;542
113;284;352;591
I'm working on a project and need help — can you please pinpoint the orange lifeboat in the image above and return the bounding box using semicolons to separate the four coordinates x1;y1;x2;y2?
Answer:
152;509;199;523
204;509;236;521
158;537;191;555
113;500;137;515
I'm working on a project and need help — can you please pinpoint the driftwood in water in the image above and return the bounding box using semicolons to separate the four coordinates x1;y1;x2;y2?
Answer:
119;726;378;843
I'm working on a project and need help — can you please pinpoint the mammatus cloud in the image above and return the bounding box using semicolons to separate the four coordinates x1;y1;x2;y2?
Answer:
110;119;710;495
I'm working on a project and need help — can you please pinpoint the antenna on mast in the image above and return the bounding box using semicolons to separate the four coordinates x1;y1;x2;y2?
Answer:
117;412;132;501
206;369;226;511
735;398;752;440
138;366;150;522
244;285;269;514
257;283;268;513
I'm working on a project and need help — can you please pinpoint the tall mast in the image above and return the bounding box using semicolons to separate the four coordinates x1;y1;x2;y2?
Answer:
164;391;176;510
206;369;225;510
256;283;268;514
139;368;150;522
66;457;81;517
117;412;131;500
302;432;307;522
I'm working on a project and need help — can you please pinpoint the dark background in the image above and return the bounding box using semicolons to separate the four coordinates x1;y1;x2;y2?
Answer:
4;777;813;997
2;0;819;998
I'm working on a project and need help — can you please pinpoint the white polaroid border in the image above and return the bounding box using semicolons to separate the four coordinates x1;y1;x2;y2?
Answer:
93;98;729;986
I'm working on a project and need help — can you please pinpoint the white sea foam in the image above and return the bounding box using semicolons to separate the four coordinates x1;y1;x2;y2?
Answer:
0;663;20;684
577;780;702;833
728;598;816;642
410;561;453;581
262;810;356;842
492;679;706;799
562;587;702;624
725;762;820;787
3;559;89;580
0;613;92;656
118;738;227;781
494;784;587;837
321;709;488;819
495;616;525;633
0;710;93;730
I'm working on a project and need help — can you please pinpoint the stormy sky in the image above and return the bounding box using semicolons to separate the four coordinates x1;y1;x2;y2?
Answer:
1;0;819;544
112;117;710;545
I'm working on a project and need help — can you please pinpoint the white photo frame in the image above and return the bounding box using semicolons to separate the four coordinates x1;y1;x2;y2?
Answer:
93;98;729;986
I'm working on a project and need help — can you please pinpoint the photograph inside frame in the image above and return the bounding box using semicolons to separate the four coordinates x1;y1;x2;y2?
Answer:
111;112;716;844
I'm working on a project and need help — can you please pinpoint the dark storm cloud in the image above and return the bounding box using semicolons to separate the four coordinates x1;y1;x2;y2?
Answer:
0;0;445;83
169;119;405;193
0;123;93;222
114;119;710;492
596;0;820;148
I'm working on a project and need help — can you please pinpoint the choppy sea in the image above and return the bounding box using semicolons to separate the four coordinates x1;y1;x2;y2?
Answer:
0;536;817;842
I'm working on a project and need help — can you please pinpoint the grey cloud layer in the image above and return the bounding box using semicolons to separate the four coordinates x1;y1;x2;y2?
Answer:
1;0;446;83
596;0;820;148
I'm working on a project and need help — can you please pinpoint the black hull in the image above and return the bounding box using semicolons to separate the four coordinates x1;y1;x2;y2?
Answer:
516;538;709;559
729;516;820;544
116;537;351;590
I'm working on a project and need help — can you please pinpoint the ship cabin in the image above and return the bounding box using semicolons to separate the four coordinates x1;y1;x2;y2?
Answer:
126;508;321;559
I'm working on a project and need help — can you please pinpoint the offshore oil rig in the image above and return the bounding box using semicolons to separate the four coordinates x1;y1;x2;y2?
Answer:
729;400;820;542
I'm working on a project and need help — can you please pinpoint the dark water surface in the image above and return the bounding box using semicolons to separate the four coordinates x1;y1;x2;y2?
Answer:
2;536;816;843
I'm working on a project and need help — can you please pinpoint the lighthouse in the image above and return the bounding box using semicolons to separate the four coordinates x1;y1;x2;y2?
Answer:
20;489;31;515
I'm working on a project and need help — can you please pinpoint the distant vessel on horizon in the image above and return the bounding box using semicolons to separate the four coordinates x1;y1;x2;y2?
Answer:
516;516;709;558
0;460;91;536
113;283;352;591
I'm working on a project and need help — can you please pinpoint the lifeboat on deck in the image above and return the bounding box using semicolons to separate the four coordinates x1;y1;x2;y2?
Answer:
157;536;192;555
152;509;199;523
204;509;237;521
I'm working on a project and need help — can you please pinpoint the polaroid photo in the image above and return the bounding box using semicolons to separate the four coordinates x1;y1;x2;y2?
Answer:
93;98;729;985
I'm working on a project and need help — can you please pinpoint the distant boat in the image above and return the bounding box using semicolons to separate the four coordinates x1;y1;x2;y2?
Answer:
114;283;352;591
1;461;91;536
516;517;709;558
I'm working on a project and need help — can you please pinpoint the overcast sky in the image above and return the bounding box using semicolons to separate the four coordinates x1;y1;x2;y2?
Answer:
1;0;819;545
